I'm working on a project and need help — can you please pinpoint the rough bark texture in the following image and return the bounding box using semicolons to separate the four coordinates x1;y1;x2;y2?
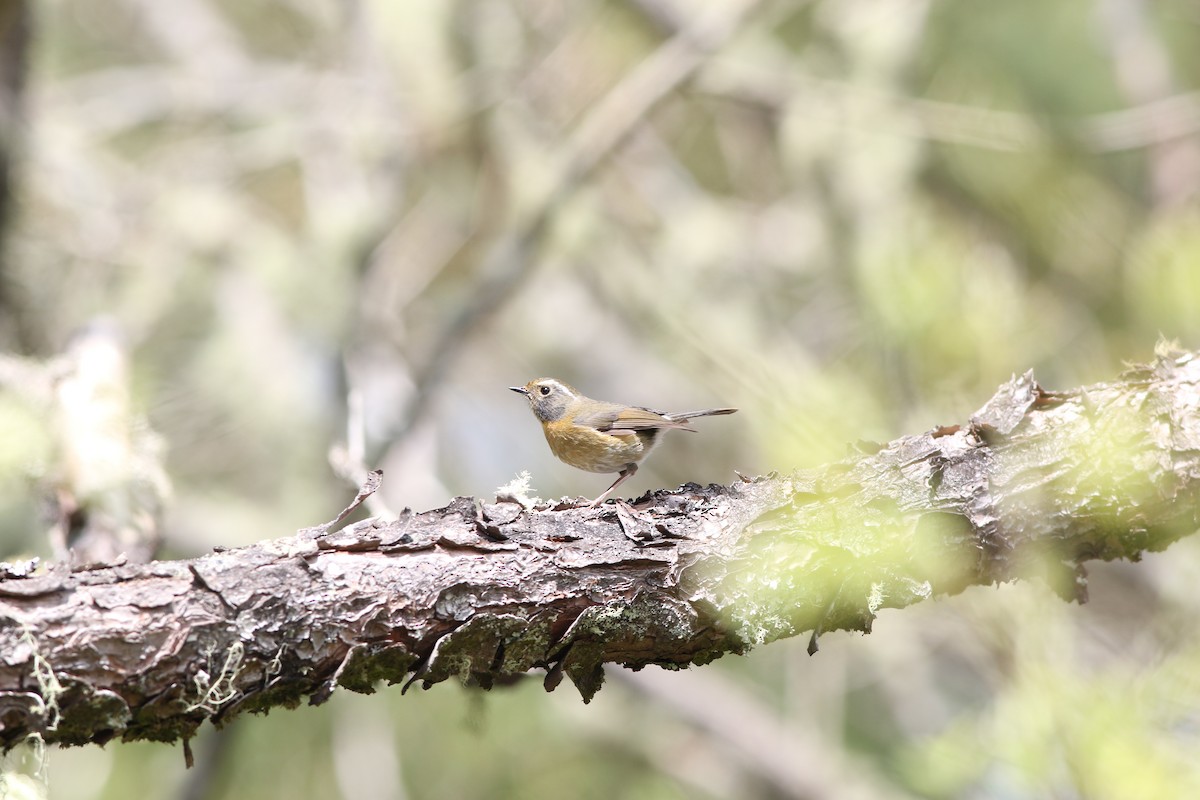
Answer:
3;347;1200;749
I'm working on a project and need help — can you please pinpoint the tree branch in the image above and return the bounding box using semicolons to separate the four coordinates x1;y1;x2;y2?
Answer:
3;345;1199;749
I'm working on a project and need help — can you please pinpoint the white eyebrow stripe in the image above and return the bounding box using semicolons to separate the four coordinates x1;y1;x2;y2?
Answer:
546;380;576;398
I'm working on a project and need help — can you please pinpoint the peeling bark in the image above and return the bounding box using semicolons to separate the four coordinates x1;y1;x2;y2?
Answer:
3;347;1200;749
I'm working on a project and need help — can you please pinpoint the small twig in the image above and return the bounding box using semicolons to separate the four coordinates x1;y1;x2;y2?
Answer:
329;385;395;519
331;470;383;528
302;470;384;538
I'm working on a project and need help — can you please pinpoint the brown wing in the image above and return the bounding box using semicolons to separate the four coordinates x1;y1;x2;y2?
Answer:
572;404;695;433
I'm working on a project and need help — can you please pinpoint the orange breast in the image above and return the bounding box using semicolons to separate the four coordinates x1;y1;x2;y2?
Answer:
541;422;654;473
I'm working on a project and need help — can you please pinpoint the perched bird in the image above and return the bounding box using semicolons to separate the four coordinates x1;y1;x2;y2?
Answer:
510;378;736;505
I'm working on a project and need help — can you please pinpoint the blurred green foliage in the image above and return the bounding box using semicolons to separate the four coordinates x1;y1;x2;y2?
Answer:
2;0;1200;797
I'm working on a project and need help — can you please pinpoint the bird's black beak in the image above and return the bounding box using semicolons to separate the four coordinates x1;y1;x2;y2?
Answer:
509;386;530;396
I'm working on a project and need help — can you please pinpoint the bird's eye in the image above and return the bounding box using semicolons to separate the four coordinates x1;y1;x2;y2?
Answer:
539;385;552;396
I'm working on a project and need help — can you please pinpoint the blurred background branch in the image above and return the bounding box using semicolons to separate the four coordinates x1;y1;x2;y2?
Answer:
369;0;767;467
612;667;913;800
0;0;30;347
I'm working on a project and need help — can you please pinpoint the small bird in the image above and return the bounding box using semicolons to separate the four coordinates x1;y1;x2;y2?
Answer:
510;378;737;505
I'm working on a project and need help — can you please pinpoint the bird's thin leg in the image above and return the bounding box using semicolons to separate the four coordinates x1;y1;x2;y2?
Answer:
590;464;637;507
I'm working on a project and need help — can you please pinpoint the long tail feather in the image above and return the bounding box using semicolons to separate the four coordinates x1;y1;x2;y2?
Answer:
664;407;737;422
